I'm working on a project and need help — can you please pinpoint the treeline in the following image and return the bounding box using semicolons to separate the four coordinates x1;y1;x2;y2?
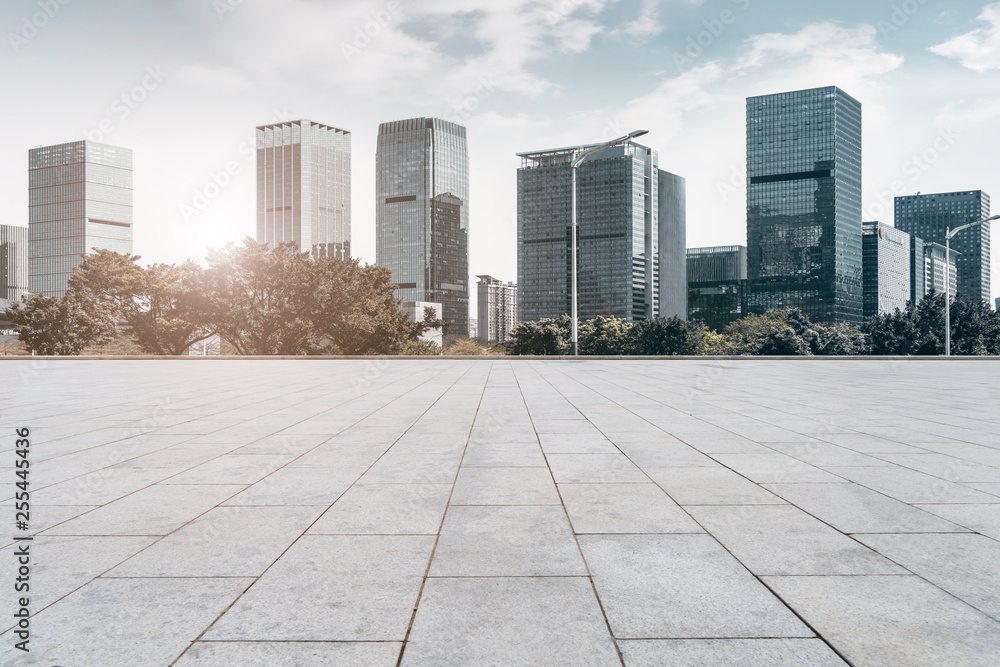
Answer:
3;241;441;355
506;294;1000;356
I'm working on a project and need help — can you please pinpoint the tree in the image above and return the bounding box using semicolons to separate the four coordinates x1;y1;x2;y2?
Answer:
578;316;631;355
629;316;707;355
68;251;214;355
199;240;318;355
718;311;790;355
507;315;572;355
4;293;114;355
445;338;491;355
862;292;1000;356
758;326;810;355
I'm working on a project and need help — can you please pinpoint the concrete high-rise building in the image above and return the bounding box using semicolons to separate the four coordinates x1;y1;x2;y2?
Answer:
894;190;990;303
862;222;911;318
1;225;29;304
908;235;926;307
516;140;685;323
924;242;959;298
746;86;863;324
477;275;517;345
376;118;469;337
28;141;133;297
687;245;747;332
256;120;350;260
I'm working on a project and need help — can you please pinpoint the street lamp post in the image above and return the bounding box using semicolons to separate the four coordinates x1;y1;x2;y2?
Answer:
569;129;649;355
943;213;1000;356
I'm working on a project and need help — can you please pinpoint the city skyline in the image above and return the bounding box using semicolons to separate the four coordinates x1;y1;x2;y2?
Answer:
3;1;1000;311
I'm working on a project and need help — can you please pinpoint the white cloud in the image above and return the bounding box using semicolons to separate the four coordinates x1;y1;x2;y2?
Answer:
930;3;1000;72
935;98;1000;126
610;0;664;44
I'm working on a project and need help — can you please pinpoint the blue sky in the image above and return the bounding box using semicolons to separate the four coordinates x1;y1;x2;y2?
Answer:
3;0;1000;305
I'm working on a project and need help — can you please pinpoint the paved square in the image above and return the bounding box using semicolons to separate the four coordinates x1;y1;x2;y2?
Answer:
2;358;1000;665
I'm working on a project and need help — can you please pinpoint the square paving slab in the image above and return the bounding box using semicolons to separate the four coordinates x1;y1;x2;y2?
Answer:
3;358;1000;664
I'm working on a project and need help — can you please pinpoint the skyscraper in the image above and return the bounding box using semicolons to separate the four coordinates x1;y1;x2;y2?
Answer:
516;140;685;323
908;235;926;307
376;118;469;337
687;245;747;332
477;275;518;345
746;86;863;323
256;120;351;260
894;190;990;303
924;242;959;297
28;140;133;297
1;224;29;303
862;222;910;318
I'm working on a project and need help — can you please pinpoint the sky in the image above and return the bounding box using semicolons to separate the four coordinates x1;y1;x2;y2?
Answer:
3;0;1000;309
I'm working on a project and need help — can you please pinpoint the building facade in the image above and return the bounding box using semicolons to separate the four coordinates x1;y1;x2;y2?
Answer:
376;118;469;337
517;140;685;323
924;242;959;298
862;222;911;318
256;120;351;260
401;301;443;347
908;235;927;307
28;141;133;297
477;275;518;344
687;245;747;332
0;225;29;303
746;86;863;324
894;190;990;303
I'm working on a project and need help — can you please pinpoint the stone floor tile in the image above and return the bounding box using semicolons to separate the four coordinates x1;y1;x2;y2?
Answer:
546;453;649;484
430;505;586;577
855;533;1000;620
43;484;245;535
461;441;547;467
308;483;451;534
175;641;402;666
619;639;847;666
358;454;461;484
560;483;703;534
711;452;844;484
764;574;1000;667
0;535;157;612
450;467;560;505
579;534;812;639
105;506;323;577
208;535;434;641
0;577;252;666
647;467;786;505
762;483;971;534
687;505;904;575
402;577;619;666
164;454;295;485
537;432;620;454
223;466;364;506
824;466;999;504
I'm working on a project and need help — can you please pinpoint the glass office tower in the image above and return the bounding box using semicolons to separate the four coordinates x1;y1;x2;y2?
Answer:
256;120;351;260
862;222;911;318
687;245;747;332
517;140;685;323
1;224;29;303
28;141;133;297
746;86;863;324
894;191;990;303
376;118;469;338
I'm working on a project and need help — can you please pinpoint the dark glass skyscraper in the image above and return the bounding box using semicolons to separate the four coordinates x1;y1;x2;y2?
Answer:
894;190;990;303
517;141;685;323
376;118;469;337
256;120;351;260
687;245;747;332
29;140;133;297
746;86;863;324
